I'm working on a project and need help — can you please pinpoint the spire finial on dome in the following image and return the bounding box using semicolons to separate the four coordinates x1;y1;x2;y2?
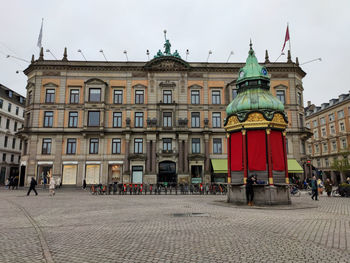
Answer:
265;50;270;63
249;39;252;50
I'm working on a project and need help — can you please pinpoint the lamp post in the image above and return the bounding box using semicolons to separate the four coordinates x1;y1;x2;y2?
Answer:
6;55;30;63
45;49;57;60
146;50;150;60
273;52;285;63
300;58;322;66
77;49;87;61
186;49;189;60
206;50;212;62
99;49;108;61
123;50;128;62
226;51;234;62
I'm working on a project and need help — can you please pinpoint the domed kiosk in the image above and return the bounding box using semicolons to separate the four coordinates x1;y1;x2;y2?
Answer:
224;42;291;205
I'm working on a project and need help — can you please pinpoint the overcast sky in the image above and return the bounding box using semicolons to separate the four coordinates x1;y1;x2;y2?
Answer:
0;0;348;106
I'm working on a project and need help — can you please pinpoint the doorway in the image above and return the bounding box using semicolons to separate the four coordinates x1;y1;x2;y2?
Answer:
158;161;177;183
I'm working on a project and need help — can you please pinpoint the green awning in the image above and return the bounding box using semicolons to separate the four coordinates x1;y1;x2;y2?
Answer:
287;159;304;173
211;159;228;174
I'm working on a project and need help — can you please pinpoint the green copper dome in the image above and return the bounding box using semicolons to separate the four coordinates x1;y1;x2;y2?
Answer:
226;42;285;120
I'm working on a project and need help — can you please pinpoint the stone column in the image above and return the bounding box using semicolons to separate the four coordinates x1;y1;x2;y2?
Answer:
184;140;188;173
266;129;273;185
124;139;130;174
53;136;63;178
178;140;183;173
146;141;151;173
151;140;156;173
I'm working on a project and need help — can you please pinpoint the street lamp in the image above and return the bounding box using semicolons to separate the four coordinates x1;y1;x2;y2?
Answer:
206;50;212;62
226;51;234;62
6;54;30;63
77;49;87;61
123;50;128;62
273;52;285;63
186;49;189;60
99;49;108;61
146;50;150;60
45;49;57;60
300;58;322;66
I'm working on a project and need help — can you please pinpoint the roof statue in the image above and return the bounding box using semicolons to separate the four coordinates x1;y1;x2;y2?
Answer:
153;30;182;59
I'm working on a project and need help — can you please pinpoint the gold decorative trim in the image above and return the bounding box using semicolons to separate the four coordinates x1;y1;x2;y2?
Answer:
227;177;231;184
269;177;273;184
285;178;289;184
225;112;287;132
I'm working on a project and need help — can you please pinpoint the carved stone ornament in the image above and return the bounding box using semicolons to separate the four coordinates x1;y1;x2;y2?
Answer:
144;56;190;71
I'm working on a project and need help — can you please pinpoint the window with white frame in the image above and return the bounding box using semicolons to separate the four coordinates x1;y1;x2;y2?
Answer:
340;122;345;132
329;113;335;122
321;128;326;137
330;125;335;134
212;112;221;128
341;138;347;149
213;138;222;154
211;90;221;104
313;120;318;127
315;144;319;153
323;143;328;152
331;141;337;151
313;129;318;139
320;117;326;125
135;90;144;104
163;90;172;104
338;110;344;119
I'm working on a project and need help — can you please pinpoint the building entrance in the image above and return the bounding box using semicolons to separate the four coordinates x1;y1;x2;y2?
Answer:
158;161;176;183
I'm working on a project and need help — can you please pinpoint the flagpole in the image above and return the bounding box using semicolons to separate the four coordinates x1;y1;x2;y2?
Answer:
288;22;291;53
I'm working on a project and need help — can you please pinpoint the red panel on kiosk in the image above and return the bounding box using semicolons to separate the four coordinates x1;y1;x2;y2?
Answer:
247;130;266;171
230;132;243;171
271;130;285;171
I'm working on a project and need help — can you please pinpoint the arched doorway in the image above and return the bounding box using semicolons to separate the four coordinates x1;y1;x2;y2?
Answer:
158;161;176;183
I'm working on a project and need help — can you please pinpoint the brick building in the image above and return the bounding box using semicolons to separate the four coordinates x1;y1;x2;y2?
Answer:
19;41;309;186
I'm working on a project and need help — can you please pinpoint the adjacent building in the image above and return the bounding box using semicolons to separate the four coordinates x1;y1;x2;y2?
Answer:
305;93;350;184
19;40;309;187
0;84;25;185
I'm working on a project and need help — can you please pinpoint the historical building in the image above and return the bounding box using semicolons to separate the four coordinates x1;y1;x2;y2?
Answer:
19;37;309;187
305;93;350;184
0;84;25;185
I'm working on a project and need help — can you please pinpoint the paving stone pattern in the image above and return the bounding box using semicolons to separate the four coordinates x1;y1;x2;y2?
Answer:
0;189;349;263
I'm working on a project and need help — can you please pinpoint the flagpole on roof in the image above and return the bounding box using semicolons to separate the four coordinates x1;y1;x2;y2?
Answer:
288;22;291;53
37;18;43;49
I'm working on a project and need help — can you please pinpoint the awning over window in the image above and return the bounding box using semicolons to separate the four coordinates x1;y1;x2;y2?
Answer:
211;159;228;174
287;159;304;173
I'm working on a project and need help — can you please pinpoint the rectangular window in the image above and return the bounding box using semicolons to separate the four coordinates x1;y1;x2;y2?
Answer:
341;138;347;149
321;128;326;137
88;111;100;126
0;99;3;109
191;112;200;128
28;91;32;105
212;112;221;128
15;107;19;116
89;138;99;154
338;110;345;119
340;122;345;131
323;143;328;152
162;138;172;151
191;90;200;104
135;112;144;128
317;159;321;167
42;138;52;154
297;92;302;106
14;122;17;132
8;103;11;112
212;91;221;104
70;89;80;104
2;154;5;162
163;112;172;127
313;129;318;139
68;112;78;128
112;138;121;154
332;141;337;151
330;125;335;134
213;138;222;154
276;90;285;104
19;140;22;150
320;117;326;125
12;138;16;149
10;154;14;162
192;138;200;153
163;90;172;104
325;158;329;167
134;138;143;153
43;111;53;127
232;89;238;100
299;114;304;128
135;90;144;104
45;89;55;103
8;91;13;98
113;90;123;104
113;112;122;128
4;136;8;147
89;88;101;102
315;144;319;153
329;113;335;122
66;138;76;154
313;120;318;127
308;144;312;154
6;119;10;129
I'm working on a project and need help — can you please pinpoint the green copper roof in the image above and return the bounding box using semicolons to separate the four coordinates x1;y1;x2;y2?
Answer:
226;42;285;118
236;41;269;85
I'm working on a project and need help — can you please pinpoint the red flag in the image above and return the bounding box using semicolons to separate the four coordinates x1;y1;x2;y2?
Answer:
281;25;290;52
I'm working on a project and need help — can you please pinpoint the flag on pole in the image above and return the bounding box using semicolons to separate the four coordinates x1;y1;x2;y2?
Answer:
281;25;290;52
37;18;43;48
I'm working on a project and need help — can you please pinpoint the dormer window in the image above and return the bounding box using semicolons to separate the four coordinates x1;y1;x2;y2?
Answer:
8;91;13;98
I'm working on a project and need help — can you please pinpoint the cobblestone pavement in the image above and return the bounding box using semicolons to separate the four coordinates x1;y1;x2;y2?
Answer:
0;189;350;263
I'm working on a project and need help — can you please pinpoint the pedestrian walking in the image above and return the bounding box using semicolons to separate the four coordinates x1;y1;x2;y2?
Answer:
83;179;87;190
42;175;47;189
5;178;9;189
246;174;256;206
27;177;38;196
311;175;318;201
324;178;332;197
49;177;55;196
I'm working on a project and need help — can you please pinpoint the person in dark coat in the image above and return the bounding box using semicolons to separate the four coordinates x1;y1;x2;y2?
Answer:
246;174;256;206
311;175;318;201
324;178;332;197
27;177;38;196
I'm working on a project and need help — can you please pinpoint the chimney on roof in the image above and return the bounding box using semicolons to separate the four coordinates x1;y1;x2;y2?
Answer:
295;57;299;66
307;101;311;107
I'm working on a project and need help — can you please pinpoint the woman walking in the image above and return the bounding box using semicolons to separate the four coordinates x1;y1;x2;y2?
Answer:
324;178;332;197
49;177;56;196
